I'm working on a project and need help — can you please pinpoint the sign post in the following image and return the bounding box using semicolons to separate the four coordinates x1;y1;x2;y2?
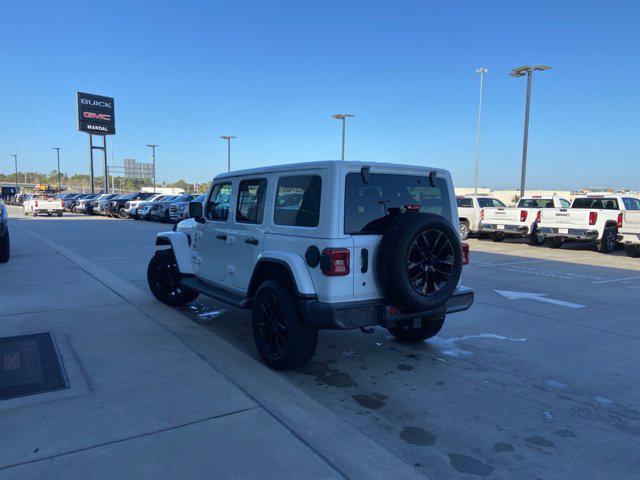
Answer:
77;92;116;194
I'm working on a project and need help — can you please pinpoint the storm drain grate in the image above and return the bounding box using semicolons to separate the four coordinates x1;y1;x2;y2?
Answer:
0;332;68;400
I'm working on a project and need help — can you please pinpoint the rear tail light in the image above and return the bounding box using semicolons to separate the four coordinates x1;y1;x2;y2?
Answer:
520;210;528;222
617;213;623;228
35;200;39;207
321;248;350;276
535;210;541;223
461;242;470;265
589;211;598;226
480;208;484;221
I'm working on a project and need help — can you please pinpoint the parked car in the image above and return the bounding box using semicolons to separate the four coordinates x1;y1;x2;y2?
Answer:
538;194;640;253
73;194;101;214
147;161;473;370
0;200;9;263
127;194;168;219
64;193;87;212
169;194;205;222
456;195;507;240
23;193;64;216
617;199;640;257
481;195;571;245
96;195;122;216
150;194;195;222
109;192;156;219
139;196;177;220
87;193;119;215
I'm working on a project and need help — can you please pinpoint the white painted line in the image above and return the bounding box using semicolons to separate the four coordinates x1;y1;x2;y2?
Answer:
495;290;585;309
592;276;640;284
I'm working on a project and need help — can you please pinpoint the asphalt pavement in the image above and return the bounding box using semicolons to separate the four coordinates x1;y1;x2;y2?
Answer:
3;208;639;480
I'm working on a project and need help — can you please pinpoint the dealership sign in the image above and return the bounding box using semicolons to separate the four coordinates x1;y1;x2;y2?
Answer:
77;92;115;135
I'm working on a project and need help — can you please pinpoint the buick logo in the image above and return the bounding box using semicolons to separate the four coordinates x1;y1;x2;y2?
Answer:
81;98;112;109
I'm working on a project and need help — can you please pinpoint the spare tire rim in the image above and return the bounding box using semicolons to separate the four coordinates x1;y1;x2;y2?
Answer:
407;229;454;296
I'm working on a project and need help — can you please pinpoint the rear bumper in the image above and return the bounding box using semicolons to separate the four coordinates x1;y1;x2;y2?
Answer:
618;231;640;245
301;286;474;330
538;226;598;240
481;223;529;235
34;208;63;214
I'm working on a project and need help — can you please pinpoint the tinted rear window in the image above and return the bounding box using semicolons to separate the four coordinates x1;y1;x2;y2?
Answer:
572;198;619;209
457;197;473;208
344;173;452;234
518;198;554;208
477;198;506;208
622;198;640;210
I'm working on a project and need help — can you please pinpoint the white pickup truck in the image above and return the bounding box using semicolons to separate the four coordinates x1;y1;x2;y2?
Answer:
23;193;64;217
538;194;640;253
618;202;640;257
456;196;507;240
481;195;571;245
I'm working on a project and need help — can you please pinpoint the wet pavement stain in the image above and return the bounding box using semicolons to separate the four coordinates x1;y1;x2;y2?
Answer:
494;442;514;452
448;454;493;477
525;435;555;448
554;429;577;438
352;394;386;410
435;381;445;386
297;361;357;388
399;426;436;446
397;364;415;371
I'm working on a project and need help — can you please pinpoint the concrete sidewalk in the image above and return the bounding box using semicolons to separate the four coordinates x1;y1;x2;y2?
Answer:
1;213;423;480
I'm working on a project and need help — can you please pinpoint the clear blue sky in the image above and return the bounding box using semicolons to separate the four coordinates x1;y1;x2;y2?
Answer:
1;0;639;190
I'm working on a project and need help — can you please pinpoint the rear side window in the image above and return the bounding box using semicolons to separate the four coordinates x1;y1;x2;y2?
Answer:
457;197;473;208
344;173;452;234
274;175;322;227
622;198;640;210
206;182;232;221
572;198;619;209
477;198;506;208
236;178;267;224
517;198;554;208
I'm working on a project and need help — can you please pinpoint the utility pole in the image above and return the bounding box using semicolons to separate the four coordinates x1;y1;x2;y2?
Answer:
332;114;355;160
146;144;158;193
11;154;18;190
219;136;236;172
510;65;552;197
52;147;62;190
474;68;488;195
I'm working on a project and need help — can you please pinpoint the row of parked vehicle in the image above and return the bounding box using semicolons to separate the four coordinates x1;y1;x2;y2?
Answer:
457;193;640;258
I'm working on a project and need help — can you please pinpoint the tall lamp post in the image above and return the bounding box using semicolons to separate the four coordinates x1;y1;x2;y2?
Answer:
510;65;552;197
219;136;236;172
52;147;61;190
146;144;158;193
474;67;488;195
332;114;355;160
11;154;18;190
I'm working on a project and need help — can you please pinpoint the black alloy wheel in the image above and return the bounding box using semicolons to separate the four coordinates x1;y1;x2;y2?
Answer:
407;230;454;296
147;250;199;306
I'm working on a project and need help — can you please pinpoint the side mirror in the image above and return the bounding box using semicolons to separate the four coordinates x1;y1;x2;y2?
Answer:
189;201;205;223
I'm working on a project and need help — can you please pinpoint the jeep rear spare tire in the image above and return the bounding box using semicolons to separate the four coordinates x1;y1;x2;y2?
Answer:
378;213;463;312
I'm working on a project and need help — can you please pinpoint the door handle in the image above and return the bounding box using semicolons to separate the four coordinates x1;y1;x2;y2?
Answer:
245;237;259;245
216;234;227;240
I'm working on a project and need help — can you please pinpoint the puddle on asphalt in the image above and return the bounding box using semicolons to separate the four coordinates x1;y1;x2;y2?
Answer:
427;333;527;358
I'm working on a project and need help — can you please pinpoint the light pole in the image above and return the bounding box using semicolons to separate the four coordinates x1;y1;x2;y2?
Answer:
474;67;488;195
332;114;355;160
219;136;236;172
11;154;18;190
52;147;61;190
146;144;158;193
510;65;551;197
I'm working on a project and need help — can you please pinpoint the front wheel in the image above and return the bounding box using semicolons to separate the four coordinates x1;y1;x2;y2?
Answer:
387;315;445;342
147;250;199;306
459;220;470;240
118;208;128;219
490;232;505;242
624;244;640;258
252;280;318;370
597;228;617;254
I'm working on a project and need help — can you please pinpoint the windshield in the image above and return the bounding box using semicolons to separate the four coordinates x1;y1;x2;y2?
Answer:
518;198;554;208
344;172;452;234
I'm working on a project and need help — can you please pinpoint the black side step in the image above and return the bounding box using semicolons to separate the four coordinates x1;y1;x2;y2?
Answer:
180;277;247;309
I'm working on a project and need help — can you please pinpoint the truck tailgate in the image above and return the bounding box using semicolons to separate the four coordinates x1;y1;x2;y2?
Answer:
540;208;590;226
623;211;640;228
483;207;520;223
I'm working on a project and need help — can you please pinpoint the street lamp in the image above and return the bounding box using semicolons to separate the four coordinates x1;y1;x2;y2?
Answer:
146;144;158;193
11;154;18;190
332;114;355;160
510;65;552;197
474;67;488;195
219;136;236;172
52;147;61;190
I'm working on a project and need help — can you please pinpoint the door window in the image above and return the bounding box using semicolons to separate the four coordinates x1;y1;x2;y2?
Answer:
236;179;267;224
206;183;232;221
274;175;322;227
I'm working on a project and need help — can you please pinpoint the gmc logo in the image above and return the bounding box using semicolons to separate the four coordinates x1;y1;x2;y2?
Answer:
83;112;111;121
555;213;570;217
81;98;112;109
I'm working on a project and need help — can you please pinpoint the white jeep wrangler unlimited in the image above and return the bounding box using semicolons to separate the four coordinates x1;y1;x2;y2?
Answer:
147;161;474;370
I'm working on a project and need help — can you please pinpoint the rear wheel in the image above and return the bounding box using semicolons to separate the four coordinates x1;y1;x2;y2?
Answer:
529;228;545;246
546;237;563;249
459;220;470;240
387;315;445;342
624;244;640;258
0;228;10;263
597;228;617;254
490;232;505;242
32;212;38;217
118;207;128;219
57;212;63;217
147;249;199;306
252;280;318;370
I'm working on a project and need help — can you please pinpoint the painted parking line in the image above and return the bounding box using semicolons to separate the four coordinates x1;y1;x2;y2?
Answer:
592;276;640;284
